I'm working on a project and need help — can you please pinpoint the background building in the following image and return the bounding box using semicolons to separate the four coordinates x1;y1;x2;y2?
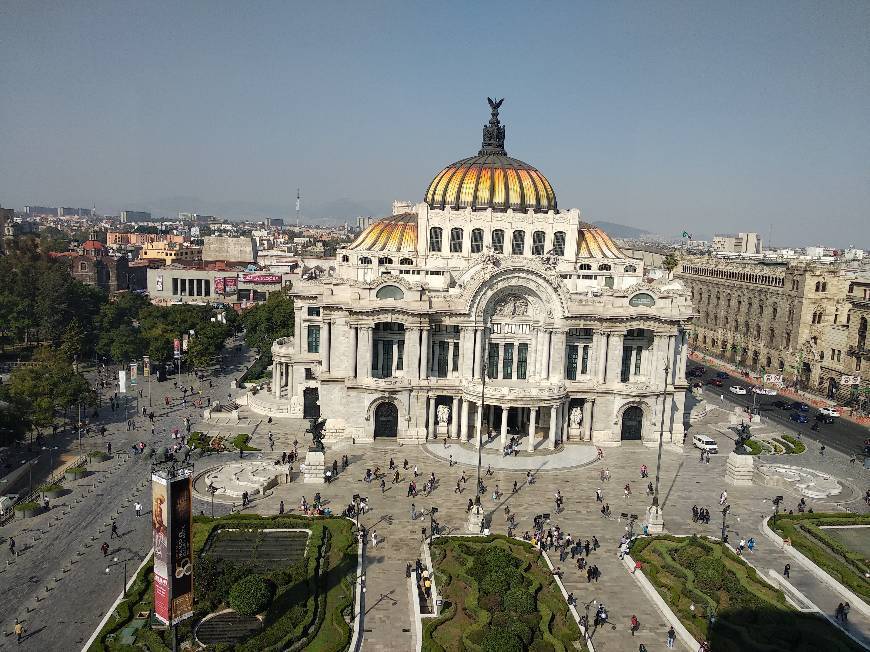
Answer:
140;241;202;265
120;210;152;223
712;232;763;254
202;236;257;265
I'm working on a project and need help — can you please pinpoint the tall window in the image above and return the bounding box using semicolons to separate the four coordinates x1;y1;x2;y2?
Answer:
491;229;504;253
517;343;528;380
451;340;459;372
396;341;404;371
531;231;546;255
581;345;589;375
307;325;321;353
470;228;484;253
634;346;642;375
487;343;499;379
428;226;443;252
381;341;393;377
566;344;578;380
502;343;514;379
449;227;464;253
553;231;566;257
437;341;449;378
620;346;632;382
511;230;525;255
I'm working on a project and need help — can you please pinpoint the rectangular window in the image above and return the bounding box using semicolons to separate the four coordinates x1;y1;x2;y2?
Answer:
581;345;589;374
511;230;525;255
307;325;321;353
172;277;179;295
532;231;546;256
428;227;443;252
307;306;321;317
382;341;393;377
491;229;504;253
204;280;211;296
487;343;499;379
502;343;514;379
620;346;632;382
517;343;528;380
634;346;643;375
553;231;566;257
437;341;449;378
195;278;203;296
449;227;464;253
566;344;578;380
451;340;459;372
470;228;484;253
188;279;195;296
396;341;404;371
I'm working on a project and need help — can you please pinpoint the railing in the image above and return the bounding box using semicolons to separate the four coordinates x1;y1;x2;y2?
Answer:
0;453;88;526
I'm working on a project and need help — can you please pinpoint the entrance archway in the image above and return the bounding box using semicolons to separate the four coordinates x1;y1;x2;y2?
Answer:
621;406;643;441
303;388;320;419
374;402;398;438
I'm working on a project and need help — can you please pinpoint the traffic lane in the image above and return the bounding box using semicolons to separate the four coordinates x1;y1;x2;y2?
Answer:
691;364;868;456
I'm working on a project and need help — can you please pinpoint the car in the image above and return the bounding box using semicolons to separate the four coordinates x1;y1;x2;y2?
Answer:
689;367;706;377
707;378;724;387
752;387;778;396
692;434;719;454
771;400;789;410
790;401;810;412
790;412;809;424
819;407;840;418
716;371;729;379
815;413;835;424
729;385;747;395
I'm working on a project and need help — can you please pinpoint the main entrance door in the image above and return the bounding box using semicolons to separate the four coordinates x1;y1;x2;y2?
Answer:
620;406;643;441
303;388;320;419
374;402;398;438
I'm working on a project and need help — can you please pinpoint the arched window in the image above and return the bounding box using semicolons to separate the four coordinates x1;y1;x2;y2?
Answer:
376;285;404;300
553;231;566;257
491;229;504;254
399;257;413;266
340;254;349;263
815;281;821;292
428;227;443;252
754;324;761;339
578;263;592;271
449;227;464;253
470;228;484;254
822;282;827;292
624;264;637;273
359;256;372;265
771;303;777;319
858;317;867;350
758;301;764;316
768;328;775;346
598;263;612;271
531;231;546;255
511;230;525;255
380;256;394;265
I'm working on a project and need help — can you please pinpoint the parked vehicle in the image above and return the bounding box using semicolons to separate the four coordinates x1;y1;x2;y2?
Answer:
790;412;809;424
815;413;835;424
707;379;724;387
729;385;747;395
819;407;840;418
752;387;778;396
692;434;719;454
716;371;729;379
790;401;810;412
772;400;790;410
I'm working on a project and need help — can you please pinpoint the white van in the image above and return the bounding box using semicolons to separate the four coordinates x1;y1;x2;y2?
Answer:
692;435;718;454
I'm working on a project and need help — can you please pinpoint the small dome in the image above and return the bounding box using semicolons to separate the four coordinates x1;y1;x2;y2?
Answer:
83;239;106;251
424;99;556;214
347;213;417;252
576;223;625;259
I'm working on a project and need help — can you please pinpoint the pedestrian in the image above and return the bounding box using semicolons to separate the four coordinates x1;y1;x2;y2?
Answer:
101;541;110;557
820;445;826;456
719;490;728;505
9;537;16;557
380;477;386;494
836;603;844;622
666;625;676;648
410;503;416;520
630;614;639;636
279;500;285;515
110;521;119;539
371;529;378;548
783;563;790;579
135;502;142;517
596;488;603;503
15;620;25;644
842;602;850;623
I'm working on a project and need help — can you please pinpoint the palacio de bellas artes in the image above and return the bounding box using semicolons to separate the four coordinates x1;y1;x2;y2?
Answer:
246;100;695;452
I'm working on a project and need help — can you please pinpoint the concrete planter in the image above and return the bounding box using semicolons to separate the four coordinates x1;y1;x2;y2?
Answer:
43;488;67;499
65;468;89;481
14;503;42;518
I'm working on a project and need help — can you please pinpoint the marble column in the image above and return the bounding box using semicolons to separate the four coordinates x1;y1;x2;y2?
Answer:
607;333;625;383
667;334;677;385
549;331;566;382
527;407;537;452
594;331;608;382
548;404;558;449
427;396;436;440
358;326;372;379
352;327;359;378
474;402;483;447
473;327;483;380
676;330;688;384
405;327;419;380
450;396;460;439
500;405;509;445
273;359;280;398
561;400;570;441
584;399;595;441
295;308;304;353
322;321;331;374
460;399;470;441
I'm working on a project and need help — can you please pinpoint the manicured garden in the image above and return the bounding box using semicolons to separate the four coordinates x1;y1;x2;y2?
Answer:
422;535;582;652
88;513;357;652
770;512;870;601
630;534;865;652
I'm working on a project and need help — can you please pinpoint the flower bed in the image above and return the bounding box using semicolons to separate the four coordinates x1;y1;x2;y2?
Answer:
630;534;864;652
88;513;357;652
232;433;261;452
770;512;870;601
423;535;582;652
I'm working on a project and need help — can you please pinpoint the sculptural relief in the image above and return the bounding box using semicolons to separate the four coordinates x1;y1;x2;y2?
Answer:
436;404;450;425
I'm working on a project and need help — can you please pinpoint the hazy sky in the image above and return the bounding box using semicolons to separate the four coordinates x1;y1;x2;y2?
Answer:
1;1;868;246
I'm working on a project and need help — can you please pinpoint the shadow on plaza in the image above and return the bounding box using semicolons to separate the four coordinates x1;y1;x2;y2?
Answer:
706;607;862;652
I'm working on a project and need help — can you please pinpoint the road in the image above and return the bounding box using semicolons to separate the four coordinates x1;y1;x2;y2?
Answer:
691;360;870;457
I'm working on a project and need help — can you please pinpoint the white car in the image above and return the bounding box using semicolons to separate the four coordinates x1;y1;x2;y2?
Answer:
752;387;778;396
692;434;718;454
819;407;840;418
729;385;747;395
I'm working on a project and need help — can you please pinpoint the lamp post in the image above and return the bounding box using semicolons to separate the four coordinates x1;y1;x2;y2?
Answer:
720;504;730;543
208;484;217;518
474;307;489;507
648;363;670;533
112;556;128;597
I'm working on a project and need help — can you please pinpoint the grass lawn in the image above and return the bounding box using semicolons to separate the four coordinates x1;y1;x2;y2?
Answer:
631;534;865;652
770;512;870;602
88;513;357;652
422;535;582;652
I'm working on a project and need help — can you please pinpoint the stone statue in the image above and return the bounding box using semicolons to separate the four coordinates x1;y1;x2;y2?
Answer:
306;416;327;452
569;407;583;427
494;294;529;317
436;404;450;425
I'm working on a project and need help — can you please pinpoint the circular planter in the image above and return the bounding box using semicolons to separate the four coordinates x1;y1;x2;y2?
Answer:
88;452;111;463
14;503;42;518
43;488;67;499
65;467;89;481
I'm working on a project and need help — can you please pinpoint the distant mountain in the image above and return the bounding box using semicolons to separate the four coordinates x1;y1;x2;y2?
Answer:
592;221;650;239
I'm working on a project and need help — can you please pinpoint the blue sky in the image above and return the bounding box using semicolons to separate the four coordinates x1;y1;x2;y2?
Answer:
1;1;868;246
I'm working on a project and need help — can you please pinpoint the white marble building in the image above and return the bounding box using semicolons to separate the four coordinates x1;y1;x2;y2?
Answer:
248;101;695;449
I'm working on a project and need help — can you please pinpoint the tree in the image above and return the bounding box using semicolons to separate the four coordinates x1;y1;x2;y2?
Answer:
663;253;679;278
60;319;87;362
188;321;231;369
241;291;294;355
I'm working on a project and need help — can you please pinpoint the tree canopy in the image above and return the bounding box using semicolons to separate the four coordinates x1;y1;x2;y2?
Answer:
241;291;294;355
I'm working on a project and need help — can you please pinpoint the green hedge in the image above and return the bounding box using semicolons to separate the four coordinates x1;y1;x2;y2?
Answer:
229;575;275;616
781;434;806;454
744;439;763;455
232;433;261;452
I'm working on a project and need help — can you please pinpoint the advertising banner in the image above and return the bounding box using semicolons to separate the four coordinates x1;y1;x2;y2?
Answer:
169;475;194;624
841;375;860;386
214;277;225;295
224;276;238;293
241;273;281;284
156;275;164;292
129;362;138;386
182;333;189;352
152;474;170;624
143;356;151;377
174;338;181;359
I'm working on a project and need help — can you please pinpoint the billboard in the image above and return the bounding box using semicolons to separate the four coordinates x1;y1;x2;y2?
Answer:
129;362;138;386
182;333;189;352
118;369;127;394
143;355;151;377
214;277;225;294
241;273;281;284
152;470;194;625
224;276;238;293
174;338;181;359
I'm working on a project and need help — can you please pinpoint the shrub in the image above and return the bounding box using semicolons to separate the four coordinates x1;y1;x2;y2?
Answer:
38;482;63;493
479;592;503;613
744;439;762;455
480;567;521;596
529;639;556;652
503;587;536;615
66;466;88;477
781;434;806;454
480;628;523;652
14;501;40;512
229;575;275;616
231;433;260;452
88;450;110;461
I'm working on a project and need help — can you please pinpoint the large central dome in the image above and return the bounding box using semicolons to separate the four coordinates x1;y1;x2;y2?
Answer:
424;99;557;213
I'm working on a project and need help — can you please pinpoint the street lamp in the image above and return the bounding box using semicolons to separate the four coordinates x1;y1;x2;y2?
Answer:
474;307;489;508
208;483;218;518
720;504;730;543
649;364;670;532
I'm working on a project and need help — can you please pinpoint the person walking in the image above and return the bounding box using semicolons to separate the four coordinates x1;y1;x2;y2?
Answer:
410;503;416;520
279;500;285;515
134;502;142;518
783;563;790;579
380;477;386;494
8;537;16;557
101;541;110;557
14;620;25;644
666;625;676;648
110;521;119;539
630;614;639;636
371;529;378;549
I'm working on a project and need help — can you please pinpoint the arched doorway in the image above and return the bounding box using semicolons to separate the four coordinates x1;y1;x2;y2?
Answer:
303;388;320;419
827;377;838;399
374;402;398;438
621;406;643;441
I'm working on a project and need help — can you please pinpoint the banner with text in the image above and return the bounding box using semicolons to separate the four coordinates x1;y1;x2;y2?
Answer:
152;474;170;623
169;475;194;624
